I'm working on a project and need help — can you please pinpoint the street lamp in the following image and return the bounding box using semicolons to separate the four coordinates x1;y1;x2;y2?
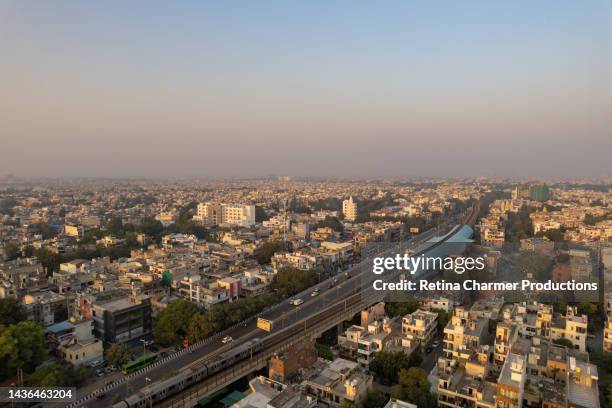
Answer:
145;377;152;408
140;339;147;356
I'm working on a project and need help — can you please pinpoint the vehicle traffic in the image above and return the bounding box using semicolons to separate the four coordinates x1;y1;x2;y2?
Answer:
112;339;264;408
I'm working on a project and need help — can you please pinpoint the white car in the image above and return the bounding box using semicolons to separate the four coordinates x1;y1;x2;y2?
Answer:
311;290;319;297
222;336;233;344
89;360;104;368
292;299;304;306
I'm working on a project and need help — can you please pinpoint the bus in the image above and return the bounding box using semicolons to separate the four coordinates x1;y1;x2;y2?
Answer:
122;353;157;374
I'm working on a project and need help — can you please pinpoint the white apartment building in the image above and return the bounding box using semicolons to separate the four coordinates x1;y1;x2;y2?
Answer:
222;204;256;227
194;202;255;227
343;197;358;222
550;306;588;352
271;251;320;272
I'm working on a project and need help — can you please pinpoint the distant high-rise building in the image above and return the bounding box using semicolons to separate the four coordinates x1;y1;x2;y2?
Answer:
529;184;550;201
512;186;520;200
221;204;256;227
342;196;358;222
194;202;255;227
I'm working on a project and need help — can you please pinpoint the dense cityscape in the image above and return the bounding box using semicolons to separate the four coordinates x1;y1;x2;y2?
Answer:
2;1;611;407
0;176;611;408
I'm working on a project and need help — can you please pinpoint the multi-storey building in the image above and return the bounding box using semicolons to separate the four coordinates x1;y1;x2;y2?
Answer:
302;358;372;406
437;346;495;408
338;318;395;366
401;309;438;351
271;251;320;272
194;202;255;227
550;306;588;352
342;197;357;222
496;353;525;408
91;293;152;345
494;322;519;366
222;204;256;227
443;308;488;360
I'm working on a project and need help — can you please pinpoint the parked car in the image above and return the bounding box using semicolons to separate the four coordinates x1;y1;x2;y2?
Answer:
222;336;233;344
432;340;440;348
89;360;104;368
95;369;105;377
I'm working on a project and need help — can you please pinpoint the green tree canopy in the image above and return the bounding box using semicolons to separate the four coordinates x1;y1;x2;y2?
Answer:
271;268;318;298
518;251;553;282
187;313;213;344
384;299;419;318
360;390;389;408
29;363;69;387
0;298;28;326
553;338;574;348
391;367;437;408
3;242;21;261
316;216;344;233
153;299;200;345
106;343;131;367
369;350;418;385
0;321;46;379
257;241;285;265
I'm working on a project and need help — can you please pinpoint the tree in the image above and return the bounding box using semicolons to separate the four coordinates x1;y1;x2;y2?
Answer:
257;241;285;265
536;229;565;242
271;268;317;297
255;206;269;222
553;338;574;348
187;314;212;343
0;298;28;326
2;242;21;261
518;251;553;282
360;390;389;408
33;247;61;272
34;222;57;239
384;299;419;318
316;216;344;233
136;218;164;240
391;367;437;408
107;217;124;236
153;299;200;345
0;321;46;378
339;400;358;408
29;363;70;387
106;343;131;367
369;350;413;385
69;365;93;387
432;308;450;331
0;198;18;215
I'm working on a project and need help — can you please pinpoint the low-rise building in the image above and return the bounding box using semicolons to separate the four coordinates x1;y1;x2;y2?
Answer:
402;309;438;351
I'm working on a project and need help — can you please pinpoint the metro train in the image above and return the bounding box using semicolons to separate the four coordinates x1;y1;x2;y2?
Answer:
112;338;263;408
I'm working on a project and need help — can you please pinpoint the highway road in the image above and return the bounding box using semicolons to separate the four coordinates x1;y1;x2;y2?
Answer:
64;206;477;408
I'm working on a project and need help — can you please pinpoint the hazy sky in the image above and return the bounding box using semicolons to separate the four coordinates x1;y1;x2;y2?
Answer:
1;1;611;179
